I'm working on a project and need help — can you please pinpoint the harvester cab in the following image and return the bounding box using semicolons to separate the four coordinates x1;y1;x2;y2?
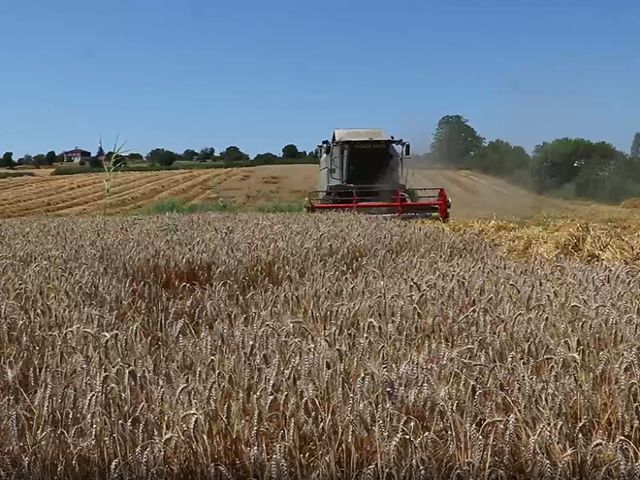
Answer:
305;129;451;221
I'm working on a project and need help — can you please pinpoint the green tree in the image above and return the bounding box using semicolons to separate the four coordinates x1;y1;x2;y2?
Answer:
282;144;300;159
182;149;198;162
106;151;127;168
631;132;640;160
198;147;215;161
1;152;14;168
45;151;57;165
220;146;249;163
254;152;280;165
531;139;581;191
127;153;144;162
531;138;631;201
477;139;531;176
147;148;179;166
88;156;104;168
33;154;46;168
23;154;33;165
430;115;485;168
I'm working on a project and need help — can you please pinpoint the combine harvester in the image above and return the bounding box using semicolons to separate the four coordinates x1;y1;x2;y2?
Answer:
305;129;451;221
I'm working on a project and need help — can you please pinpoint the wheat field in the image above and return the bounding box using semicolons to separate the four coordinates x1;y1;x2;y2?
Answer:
0;212;638;479
444;215;640;267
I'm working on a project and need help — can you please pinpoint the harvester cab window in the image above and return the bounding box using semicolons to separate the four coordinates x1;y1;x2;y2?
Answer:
346;142;392;185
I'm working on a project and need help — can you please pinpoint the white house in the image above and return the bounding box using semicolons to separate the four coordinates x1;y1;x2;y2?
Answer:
63;148;92;164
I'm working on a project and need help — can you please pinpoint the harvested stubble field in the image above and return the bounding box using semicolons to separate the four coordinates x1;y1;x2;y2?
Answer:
0;212;639;479
0;164;585;220
0;165;316;219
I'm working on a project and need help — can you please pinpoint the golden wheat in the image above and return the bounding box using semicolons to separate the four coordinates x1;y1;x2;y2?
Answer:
0;213;638;479
444;216;640;266
621;198;640;209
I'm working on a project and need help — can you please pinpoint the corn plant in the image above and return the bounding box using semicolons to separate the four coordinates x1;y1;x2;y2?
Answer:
101;135;129;215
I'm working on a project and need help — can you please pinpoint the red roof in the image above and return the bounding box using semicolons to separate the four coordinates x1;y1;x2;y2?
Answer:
64;148;91;156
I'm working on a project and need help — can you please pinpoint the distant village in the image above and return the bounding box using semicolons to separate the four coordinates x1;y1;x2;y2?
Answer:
0;139;138;168
62;144;104;164
0;137;318;171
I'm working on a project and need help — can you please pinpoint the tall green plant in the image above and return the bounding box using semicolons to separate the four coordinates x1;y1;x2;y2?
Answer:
102;135;129;215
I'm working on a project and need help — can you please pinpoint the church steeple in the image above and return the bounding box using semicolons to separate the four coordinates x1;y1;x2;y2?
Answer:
97;137;105;159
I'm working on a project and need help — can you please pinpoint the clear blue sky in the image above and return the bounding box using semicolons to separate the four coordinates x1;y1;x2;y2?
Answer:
1;0;638;158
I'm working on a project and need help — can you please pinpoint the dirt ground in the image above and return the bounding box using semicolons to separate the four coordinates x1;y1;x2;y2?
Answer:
406;168;625;220
0;164;622;219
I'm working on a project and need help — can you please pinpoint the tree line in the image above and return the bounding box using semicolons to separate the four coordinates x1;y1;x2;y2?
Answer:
424;115;640;203
0;143;319;169
144;143;318;167
0;151;62;168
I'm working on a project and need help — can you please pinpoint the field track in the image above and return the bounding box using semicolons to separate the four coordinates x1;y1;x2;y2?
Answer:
0;164;625;219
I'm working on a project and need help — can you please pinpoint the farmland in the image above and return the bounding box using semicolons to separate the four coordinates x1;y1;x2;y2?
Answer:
0;166;318;219
0;164;610;220
0;165;639;478
0;209;639;479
